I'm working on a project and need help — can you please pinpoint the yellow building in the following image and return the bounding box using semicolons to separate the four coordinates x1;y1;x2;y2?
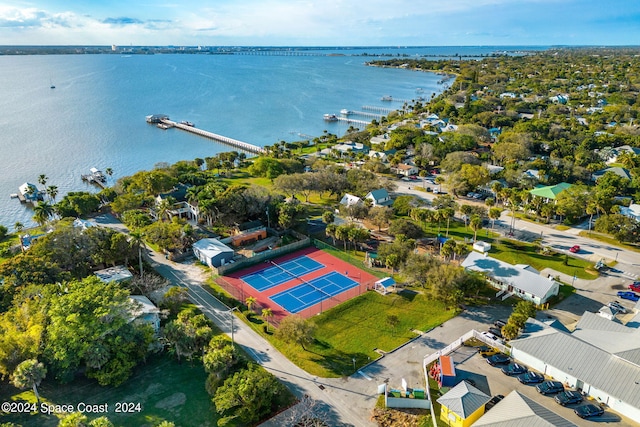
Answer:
437;380;490;427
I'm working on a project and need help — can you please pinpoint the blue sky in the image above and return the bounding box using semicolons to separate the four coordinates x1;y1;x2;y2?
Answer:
1;0;640;46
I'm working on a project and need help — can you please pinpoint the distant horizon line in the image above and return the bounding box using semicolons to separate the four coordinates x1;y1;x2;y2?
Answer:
2;44;639;48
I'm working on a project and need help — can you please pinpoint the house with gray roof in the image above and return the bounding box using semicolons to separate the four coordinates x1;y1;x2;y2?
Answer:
591;166;632;181
436;380;489;426
474;390;577;427
461;251;559;305
510;317;640;422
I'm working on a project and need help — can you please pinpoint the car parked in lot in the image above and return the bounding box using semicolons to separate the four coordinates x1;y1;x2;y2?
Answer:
518;371;545;384
487;354;510;366
555;390;583;406
617;291;640;302
494;319;507;329
482;331;504;344
629;283;640;293
536;380;564;395
569;245;581;253
501;363;527;376
608;301;627;314
485;394;504;410
574;403;604;418
489;327;503;338
477;345;499;357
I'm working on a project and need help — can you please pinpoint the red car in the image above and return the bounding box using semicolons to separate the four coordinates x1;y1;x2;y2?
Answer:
569;245;580;253
630;283;640;293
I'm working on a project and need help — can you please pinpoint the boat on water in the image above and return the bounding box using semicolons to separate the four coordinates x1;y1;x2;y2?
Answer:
340;109;353;116
179;120;195;127
323;114;338;121
381;95;393;101
89;167;107;182
157;123;173;129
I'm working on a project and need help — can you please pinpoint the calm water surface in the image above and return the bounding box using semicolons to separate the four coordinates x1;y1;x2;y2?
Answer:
0;46;525;229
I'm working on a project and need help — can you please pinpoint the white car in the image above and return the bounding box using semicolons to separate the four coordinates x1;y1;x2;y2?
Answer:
608;301;627;314
482;331;504;344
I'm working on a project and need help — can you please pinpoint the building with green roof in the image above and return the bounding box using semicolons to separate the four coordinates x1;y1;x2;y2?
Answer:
528;182;572;201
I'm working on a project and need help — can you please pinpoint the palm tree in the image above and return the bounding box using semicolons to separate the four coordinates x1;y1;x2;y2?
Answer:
246;296;257;313
470;214;483;241
157;198;172;222
12;359;47;404
261;308;273;331
105;168;114;181
33;201;53;226
46;185;58;202
129;230;146;277
38;174;48;188
489;207;502;230
14;222;24;252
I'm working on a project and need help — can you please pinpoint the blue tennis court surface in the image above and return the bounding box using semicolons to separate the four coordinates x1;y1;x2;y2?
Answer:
241;256;324;292
270;271;358;314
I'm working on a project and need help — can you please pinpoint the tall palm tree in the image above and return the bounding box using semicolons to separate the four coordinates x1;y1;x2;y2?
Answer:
38;174;48;188
261;308;273;332
129;230;146;277
33;202;54;226
246;296;257;313
46;185;58;202
12;359;47;404
14;222;24;252
105;167;114;178
470;214;483;241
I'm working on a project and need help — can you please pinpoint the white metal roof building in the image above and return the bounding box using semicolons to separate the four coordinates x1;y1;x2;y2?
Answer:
461;251;559;305
474;390;577;427
192;238;234;268
510;317;640;422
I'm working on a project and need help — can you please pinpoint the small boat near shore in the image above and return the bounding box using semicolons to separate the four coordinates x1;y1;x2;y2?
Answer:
323;113;338;121
179;120;195;127
381;95;393;101
340;109;353;116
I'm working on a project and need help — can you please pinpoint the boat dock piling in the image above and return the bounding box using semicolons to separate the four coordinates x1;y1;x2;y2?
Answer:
342;110;383;119
81;174;106;189
362;105;395;114
334;117;371;126
158;119;266;155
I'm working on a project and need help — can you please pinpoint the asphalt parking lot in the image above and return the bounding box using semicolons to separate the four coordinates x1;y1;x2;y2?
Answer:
446;345;638;427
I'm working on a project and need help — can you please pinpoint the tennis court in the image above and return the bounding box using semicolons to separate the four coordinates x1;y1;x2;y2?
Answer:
269;271;359;314
241;256;324;292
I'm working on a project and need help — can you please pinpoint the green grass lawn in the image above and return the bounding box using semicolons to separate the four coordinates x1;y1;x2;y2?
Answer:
489;239;598;280
242;291;458;378
0;354;218;427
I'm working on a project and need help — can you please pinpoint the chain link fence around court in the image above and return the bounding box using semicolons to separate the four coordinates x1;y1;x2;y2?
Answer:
312;239;387;279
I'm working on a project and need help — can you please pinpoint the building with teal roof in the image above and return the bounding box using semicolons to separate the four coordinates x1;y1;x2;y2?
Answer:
528;182;572;202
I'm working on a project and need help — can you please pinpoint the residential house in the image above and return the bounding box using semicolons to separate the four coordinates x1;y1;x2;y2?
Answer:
461;251;559;305
95;265;133;284
474;391;577;426
436;381;490;427
592;167;632;181
339;193;362;207
155;183;199;222
528;182;572;203
392;163;419;177
510;315;640;422
620;203;640;222
365;189;393;207
129;295;161;333
192;238;235;268
73;218;95;230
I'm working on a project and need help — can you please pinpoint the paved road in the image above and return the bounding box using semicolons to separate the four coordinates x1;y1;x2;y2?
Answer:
392;179;640;281
93;213;372;426
145;249;375;426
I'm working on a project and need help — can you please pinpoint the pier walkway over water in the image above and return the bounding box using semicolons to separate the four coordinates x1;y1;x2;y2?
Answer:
159;119;266;155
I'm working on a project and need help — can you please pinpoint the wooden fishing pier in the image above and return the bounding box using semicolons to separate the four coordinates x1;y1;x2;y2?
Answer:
150;116;266;155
